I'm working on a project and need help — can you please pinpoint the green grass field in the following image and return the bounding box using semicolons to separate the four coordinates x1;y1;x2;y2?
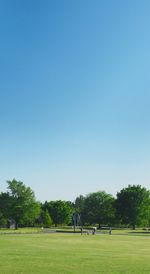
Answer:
0;231;150;273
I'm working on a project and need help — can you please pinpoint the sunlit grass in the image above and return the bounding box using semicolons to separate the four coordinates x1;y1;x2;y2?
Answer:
0;232;150;273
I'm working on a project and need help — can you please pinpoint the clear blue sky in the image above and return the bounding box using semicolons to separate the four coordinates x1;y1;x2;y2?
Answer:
0;0;150;202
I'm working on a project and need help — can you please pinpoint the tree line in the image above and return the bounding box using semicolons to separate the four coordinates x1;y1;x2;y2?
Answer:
0;179;150;230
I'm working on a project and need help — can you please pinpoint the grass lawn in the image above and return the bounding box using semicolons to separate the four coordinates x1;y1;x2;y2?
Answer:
0;232;150;273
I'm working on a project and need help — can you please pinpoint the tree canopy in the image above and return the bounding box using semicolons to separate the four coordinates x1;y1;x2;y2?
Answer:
43;200;73;226
1;180;150;230
82;191;115;227
115;185;150;229
4;179;40;229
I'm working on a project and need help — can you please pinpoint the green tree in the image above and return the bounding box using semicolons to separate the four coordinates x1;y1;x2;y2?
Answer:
42;209;52;227
0;210;7;227
44;200;73;226
75;195;85;213
7;179;41;229
74;195;85;226
115;185;150;229
0;192;11;218
82;191;115;227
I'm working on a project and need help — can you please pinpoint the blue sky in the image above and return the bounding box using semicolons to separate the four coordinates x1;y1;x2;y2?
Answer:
0;0;150;201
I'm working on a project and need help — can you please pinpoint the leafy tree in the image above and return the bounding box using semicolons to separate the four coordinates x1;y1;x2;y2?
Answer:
0;210;7;227
41;209;52;227
74;195;85;213
0;192;11;218
44;200;73;226
115;185;150;229
82;191;115;227
74;195;85;226
6;179;41;229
